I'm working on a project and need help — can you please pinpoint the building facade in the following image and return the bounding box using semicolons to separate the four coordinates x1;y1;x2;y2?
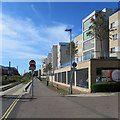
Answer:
57;42;70;68
109;10;120;58
41;58;48;76
0;65;19;75
47;53;52;64
82;8;113;60
52;8;120;93
74;34;83;62
51;45;58;73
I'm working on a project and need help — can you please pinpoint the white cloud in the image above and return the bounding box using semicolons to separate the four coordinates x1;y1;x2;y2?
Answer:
2;14;70;60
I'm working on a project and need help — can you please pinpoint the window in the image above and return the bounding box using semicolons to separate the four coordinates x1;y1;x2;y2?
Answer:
83;29;93;41
76;41;79;46
113;34;118;40
76;58;78;62
83;39;94;51
111;47;115;53
111;22;115;28
83;50;94;61
83;15;95;30
78;56;82;62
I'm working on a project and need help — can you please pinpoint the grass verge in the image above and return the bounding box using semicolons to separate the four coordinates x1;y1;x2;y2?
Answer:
41;80;69;95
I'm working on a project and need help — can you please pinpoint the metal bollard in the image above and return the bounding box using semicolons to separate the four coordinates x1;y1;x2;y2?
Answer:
46;81;49;86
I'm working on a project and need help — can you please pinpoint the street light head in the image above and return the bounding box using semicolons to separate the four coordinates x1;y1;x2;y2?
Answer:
65;29;71;31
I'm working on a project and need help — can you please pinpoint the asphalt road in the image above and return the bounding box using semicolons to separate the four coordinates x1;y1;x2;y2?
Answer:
0;82;28;119
5;78;118;119
2;95;18;116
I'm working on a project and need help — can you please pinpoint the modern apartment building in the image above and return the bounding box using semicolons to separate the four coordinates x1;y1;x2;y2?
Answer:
74;34;83;62
41;58;48;75
51;8;120;93
47;53;52;64
51;45;58;73
109;10;120;58
82;8;113;60
57;42;70;68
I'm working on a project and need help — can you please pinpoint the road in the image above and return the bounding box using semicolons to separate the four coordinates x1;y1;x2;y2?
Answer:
3;78;118;119
1;82;30;119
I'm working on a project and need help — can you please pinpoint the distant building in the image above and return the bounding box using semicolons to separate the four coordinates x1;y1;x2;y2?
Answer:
57;42;70;68
41;58;48;76
51;45;58;73
109;10;120;58
47;53;52;64
0;65;19;75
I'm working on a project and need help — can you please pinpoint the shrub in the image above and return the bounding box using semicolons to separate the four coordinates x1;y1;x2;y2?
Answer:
91;82;120;93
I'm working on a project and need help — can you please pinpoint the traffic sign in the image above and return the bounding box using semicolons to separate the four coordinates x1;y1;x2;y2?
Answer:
110;70;120;82
29;60;36;71
29;66;36;71
72;62;77;68
29;60;36;67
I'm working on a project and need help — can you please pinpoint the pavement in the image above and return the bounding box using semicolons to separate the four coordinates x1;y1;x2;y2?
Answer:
0;81;31;96
8;78;119;119
66;92;119;97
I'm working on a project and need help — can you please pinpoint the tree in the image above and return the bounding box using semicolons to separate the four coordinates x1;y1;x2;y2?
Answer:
43;63;52;75
86;10;116;58
66;41;78;60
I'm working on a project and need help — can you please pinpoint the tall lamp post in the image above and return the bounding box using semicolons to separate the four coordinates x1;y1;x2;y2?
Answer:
65;29;72;94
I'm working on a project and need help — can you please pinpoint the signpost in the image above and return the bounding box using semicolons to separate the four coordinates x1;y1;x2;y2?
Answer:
29;60;36;98
110;70;120;82
69;62;77;94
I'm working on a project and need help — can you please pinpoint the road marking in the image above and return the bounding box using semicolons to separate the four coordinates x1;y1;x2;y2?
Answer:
4;96;21;120
0;95;22;120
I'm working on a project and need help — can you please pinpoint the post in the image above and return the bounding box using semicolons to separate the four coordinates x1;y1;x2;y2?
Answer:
65;29;73;94
70;30;72;94
32;70;34;97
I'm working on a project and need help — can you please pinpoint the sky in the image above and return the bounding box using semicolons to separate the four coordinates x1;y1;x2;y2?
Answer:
1;2;119;75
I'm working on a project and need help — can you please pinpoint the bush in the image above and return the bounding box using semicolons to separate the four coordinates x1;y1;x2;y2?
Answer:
91;82;120;93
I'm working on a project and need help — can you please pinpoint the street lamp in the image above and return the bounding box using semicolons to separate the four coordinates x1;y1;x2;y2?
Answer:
65;29;72;94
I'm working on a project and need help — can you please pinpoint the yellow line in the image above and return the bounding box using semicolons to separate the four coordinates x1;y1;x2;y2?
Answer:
4;97;20;120
0;95;22;120
0;96;19;120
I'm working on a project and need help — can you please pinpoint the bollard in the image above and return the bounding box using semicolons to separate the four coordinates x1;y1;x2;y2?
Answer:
46;81;49;86
56;84;59;90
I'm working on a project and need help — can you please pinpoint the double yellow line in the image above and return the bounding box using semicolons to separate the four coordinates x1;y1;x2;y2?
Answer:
1;95;22;120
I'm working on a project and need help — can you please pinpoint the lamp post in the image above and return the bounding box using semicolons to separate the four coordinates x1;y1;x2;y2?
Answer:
65;29;72;94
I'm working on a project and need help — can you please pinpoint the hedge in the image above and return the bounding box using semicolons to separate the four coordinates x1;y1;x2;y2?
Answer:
91;82;120;93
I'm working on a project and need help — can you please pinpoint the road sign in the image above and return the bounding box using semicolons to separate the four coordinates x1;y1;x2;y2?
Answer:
110;70;120;82
72;62;77;68
29;60;36;67
29;66;36;71
29;60;36;71
29;60;36;98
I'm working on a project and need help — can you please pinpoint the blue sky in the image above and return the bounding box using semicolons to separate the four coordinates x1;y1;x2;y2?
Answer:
1;2;118;75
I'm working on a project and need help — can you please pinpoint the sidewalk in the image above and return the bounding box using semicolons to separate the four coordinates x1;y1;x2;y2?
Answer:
12;78;118;118
66;92;119;97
